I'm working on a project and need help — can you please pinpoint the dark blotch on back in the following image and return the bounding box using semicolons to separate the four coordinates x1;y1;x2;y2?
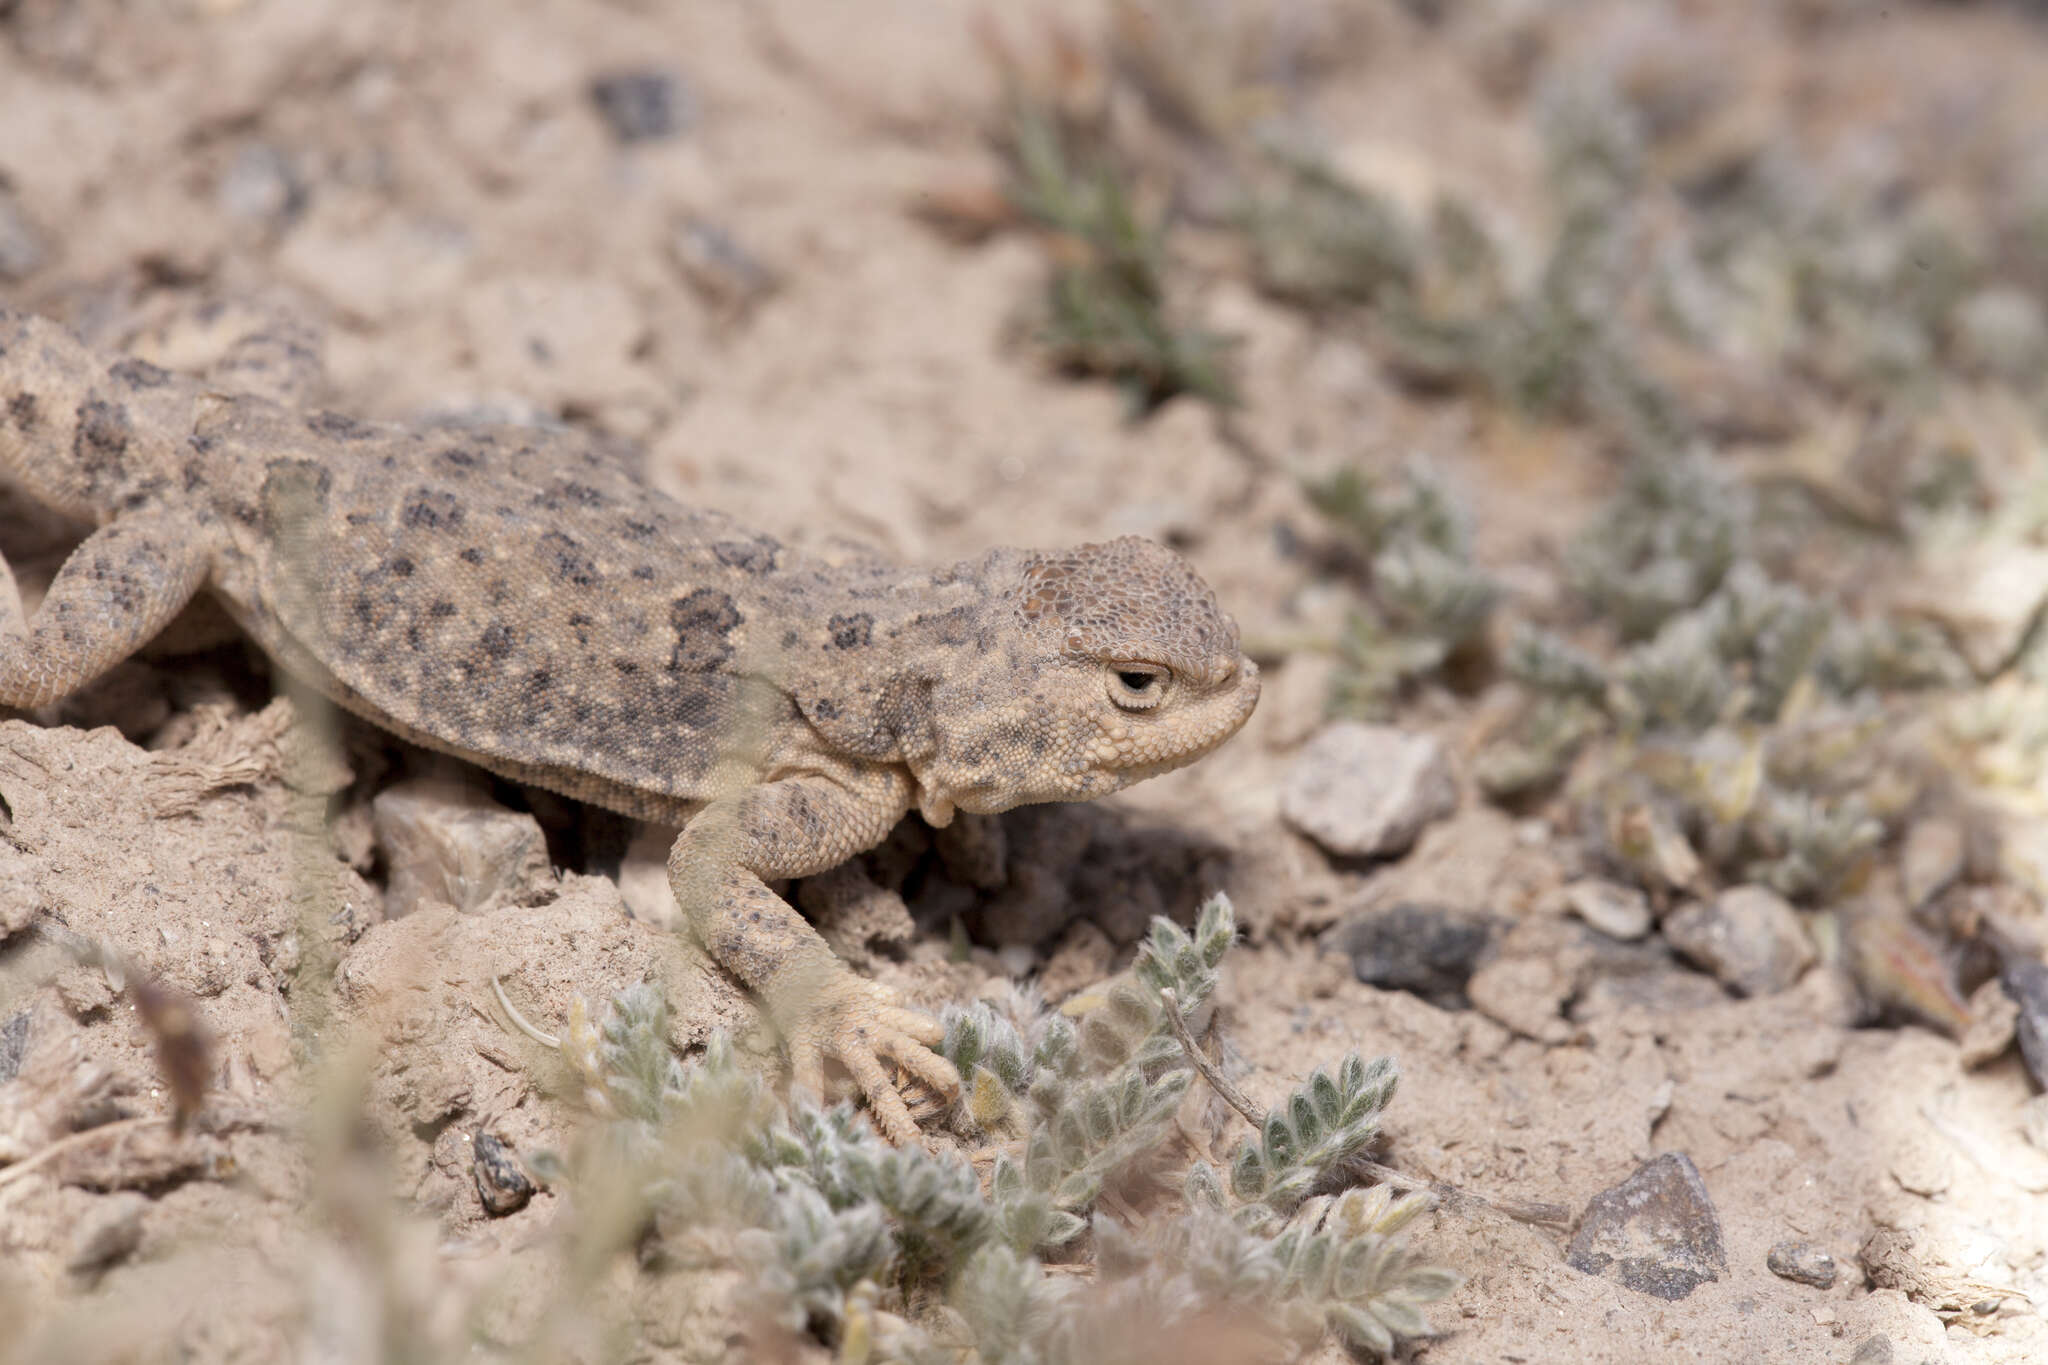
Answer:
402;487;465;530
668;588;741;672
828;612;873;650
480;623;516;658
713;536;781;575
109;358;172;390
540;530;600;587
7;393;38;430
73;397;131;478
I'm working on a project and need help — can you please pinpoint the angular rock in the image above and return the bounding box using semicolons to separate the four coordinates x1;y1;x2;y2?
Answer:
1281;722;1457;859
1663;885;1814;997
1335;902;1496;1009
0;1011;28;1083
1766;1238;1838;1289
1566;1152;1727;1300
589;67;696;143
2004;955;2048;1091
473;1132;535;1217
1959;977;2019;1070
1564;878;1652;941
371;777;552;916
1467;955;1572;1043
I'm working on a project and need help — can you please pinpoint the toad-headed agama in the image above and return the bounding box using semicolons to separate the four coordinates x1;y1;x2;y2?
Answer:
0;308;1259;1140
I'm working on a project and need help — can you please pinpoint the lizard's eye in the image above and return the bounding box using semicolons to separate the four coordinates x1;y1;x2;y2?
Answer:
1107;663;1170;711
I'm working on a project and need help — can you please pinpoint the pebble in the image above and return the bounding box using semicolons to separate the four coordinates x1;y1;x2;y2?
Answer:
1564;878;1652;941
1959;977;2019;1070
1334;902;1496;1009
371;777;551;915
472;1132;535;1217
1766;1238;1838;1289
1280;722;1458;860
1663;885;1814;997
1566;1152;1727;1300
1847;1337;1894;1365
217;141;307;228
589;67;696;143
2004;955;2048;1091
0;1011;28;1083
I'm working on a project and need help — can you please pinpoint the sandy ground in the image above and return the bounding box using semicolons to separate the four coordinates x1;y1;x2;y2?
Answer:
3;2;2047;1362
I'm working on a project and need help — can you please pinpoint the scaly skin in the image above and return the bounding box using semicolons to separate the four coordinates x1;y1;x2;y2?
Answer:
0;307;1260;1140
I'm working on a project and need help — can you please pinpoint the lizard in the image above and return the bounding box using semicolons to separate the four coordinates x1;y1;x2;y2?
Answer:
0;306;1261;1141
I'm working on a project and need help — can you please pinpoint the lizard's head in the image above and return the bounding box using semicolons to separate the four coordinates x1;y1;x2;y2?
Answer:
914;536;1259;822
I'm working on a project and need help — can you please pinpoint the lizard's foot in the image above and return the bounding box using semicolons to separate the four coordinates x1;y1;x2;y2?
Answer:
784;974;960;1144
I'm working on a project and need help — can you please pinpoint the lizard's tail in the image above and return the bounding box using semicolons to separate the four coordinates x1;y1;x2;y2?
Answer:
0;306;199;523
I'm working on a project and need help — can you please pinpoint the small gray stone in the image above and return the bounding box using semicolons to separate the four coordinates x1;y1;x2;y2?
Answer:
1334;902;1496;1009
67;1192;148;1279
589;68;695;143
1847;1337;1894;1365
371;777;552;915
0;1010;30;1083
1767;1238;1838;1289
218;142;307;228
1564;878;1652;941
2003;955;2048;1092
473;1132;535;1216
1663;885;1814;997
1280;722;1457;859
1566;1152;1727;1300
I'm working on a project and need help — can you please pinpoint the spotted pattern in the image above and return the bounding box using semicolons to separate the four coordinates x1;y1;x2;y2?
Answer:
0;303;1265;1145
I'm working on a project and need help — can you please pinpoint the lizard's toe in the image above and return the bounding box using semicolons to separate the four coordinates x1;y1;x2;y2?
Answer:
874;1016;961;1098
836;1029;922;1145
781;974;955;1143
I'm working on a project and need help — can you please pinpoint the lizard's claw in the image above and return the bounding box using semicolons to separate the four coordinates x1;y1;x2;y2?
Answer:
784;975;960;1144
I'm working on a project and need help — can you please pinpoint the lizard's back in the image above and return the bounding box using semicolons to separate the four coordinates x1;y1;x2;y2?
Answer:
193;397;887;820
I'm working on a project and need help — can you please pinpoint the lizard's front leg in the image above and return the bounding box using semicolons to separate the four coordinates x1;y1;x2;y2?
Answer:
0;513;210;709
666;768;960;1142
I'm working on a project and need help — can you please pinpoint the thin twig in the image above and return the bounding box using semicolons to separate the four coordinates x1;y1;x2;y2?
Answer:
1158;989;1572;1232
491;975;561;1050
0;1116;167;1193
